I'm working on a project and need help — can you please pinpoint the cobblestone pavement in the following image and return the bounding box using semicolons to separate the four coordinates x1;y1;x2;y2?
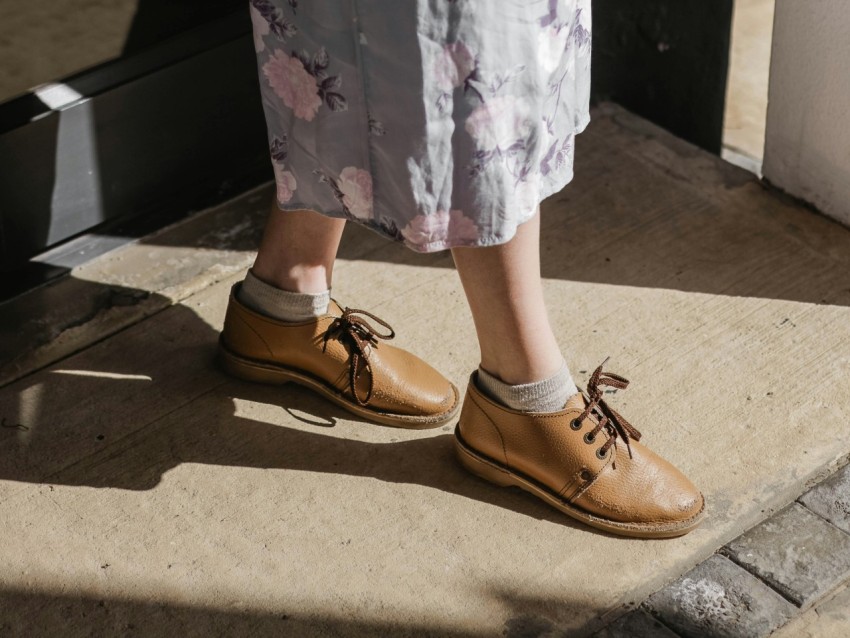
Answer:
597;462;850;637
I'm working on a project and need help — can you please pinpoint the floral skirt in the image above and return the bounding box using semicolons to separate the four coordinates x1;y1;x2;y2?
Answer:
250;0;591;252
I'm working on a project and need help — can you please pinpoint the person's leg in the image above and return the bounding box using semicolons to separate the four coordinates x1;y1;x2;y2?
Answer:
451;206;559;384
452;206;705;538
236;204;346;322
451;206;578;411
219;199;461;427
251;204;347;293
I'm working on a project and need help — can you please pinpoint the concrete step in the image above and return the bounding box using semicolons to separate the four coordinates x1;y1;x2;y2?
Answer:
1;102;849;636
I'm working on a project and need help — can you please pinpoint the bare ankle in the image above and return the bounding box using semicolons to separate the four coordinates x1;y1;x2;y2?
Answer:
479;352;566;385
249;264;331;294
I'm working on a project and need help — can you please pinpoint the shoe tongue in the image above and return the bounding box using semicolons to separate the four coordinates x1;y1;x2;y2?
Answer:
327;299;344;316
564;391;587;411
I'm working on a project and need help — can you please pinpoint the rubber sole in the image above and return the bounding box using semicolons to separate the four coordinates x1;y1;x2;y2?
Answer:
218;339;460;429
454;427;706;539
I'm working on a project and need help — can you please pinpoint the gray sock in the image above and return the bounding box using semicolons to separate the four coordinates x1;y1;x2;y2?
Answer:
476;359;579;413
238;269;330;322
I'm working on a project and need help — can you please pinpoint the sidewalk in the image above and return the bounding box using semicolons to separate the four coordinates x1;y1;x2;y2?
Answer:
1;103;849;637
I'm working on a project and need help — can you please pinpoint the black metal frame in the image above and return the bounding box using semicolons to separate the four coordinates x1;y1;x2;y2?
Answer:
0;8;273;297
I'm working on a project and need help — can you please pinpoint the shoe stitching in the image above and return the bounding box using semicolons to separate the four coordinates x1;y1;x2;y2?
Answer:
459;435;704;528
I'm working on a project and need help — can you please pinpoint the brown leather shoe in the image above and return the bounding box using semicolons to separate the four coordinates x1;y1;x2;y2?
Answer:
454;362;705;538
218;283;460;428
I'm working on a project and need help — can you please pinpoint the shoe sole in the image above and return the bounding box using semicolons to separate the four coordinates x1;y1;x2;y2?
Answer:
217;339;460;429
454;427;706;539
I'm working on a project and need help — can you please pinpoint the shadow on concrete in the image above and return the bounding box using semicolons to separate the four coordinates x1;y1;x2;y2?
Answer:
0;586;608;638
0;290;635;541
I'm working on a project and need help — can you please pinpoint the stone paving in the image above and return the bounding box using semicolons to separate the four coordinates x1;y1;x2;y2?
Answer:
603;462;850;637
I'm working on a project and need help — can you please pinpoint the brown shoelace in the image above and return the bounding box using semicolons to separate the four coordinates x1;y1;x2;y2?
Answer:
576;360;643;461
322;307;395;406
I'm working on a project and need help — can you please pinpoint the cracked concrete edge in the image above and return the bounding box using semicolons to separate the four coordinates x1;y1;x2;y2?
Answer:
594;460;850;638
0;183;271;389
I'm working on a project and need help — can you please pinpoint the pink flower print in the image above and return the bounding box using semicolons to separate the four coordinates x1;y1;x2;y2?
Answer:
401;209;479;251
465;95;533;152
263;50;322;121
338;166;373;219
537;25;570;73
250;5;269;53
272;163;297;204
433;41;476;92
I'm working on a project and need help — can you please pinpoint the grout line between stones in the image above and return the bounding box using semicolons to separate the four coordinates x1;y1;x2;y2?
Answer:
715;544;802;608
795;496;850;539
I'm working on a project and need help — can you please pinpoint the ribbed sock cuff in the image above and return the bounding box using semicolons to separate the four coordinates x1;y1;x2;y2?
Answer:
476;359;578;413
238;269;330;322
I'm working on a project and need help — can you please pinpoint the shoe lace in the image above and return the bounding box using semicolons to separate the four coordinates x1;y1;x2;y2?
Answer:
322;307;395;406
577;359;643;461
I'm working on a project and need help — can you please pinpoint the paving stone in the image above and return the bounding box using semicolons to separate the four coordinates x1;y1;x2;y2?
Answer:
643;555;796;638
722;502;850;608
799;463;850;535
772;584;850;638
593;609;680;638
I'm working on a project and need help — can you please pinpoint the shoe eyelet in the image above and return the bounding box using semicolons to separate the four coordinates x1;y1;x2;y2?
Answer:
583;432;596;445
596;447;607;460
580;469;593;481
570;418;582;430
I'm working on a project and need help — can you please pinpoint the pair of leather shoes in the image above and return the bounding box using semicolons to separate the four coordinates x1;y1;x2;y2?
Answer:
218;285;705;538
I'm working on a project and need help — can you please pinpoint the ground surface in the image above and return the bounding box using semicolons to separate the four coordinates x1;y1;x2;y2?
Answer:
1;103;849;637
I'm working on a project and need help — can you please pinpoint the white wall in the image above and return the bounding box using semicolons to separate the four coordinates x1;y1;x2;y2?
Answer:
763;0;850;226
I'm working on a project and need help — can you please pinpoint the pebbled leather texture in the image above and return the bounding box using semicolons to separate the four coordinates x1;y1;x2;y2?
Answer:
457;372;704;526
220;284;457;418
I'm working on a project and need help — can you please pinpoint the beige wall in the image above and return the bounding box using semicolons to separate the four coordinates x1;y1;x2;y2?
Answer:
763;0;850;226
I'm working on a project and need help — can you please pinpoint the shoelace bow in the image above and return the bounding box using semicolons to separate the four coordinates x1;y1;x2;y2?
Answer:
578;360;643;461
322;307;395;406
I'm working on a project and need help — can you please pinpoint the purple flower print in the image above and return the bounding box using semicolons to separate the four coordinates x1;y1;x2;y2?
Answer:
539;135;572;177
368;112;386;136
292;47;349;113
250;0;297;40
537;0;560;28
401;209;479;251
270;134;288;163
572;8;591;51
263;50;322;121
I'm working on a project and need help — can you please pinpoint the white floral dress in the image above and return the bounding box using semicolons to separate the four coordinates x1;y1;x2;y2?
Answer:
250;0;591;252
